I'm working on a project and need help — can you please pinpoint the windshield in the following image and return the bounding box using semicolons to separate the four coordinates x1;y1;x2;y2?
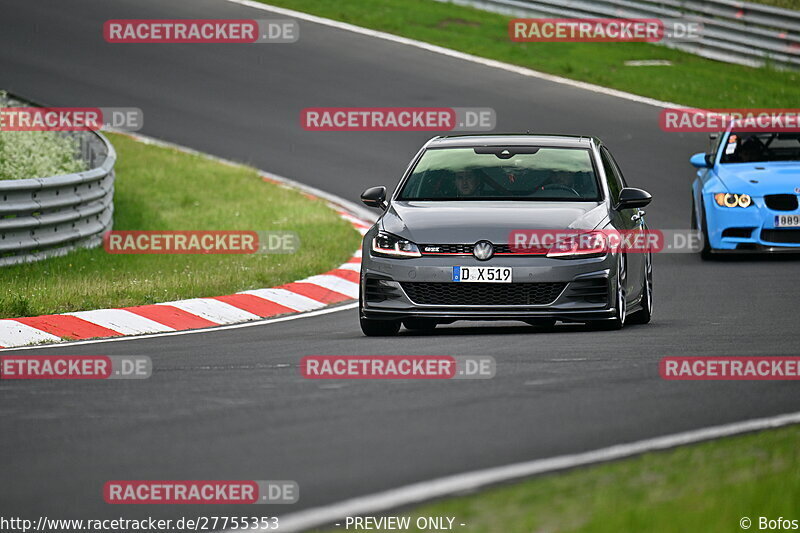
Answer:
397;146;601;201
720;132;800;164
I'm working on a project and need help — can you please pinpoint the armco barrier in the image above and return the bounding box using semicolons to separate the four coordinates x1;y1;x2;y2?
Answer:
441;0;800;70
0;130;115;266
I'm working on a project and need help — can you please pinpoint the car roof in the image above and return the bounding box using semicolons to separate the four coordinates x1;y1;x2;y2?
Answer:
427;134;598;148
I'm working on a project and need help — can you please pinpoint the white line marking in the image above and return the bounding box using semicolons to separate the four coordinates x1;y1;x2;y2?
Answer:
66;309;175;335
0;321;61;348
0;303;358;352
162;299;261;324
244;411;800;533
225;0;681;110
301;275;360;299
238;288;327;312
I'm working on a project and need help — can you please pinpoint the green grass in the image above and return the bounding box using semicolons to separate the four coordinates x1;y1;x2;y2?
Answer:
263;0;799;108
0;133;360;318
317;425;800;533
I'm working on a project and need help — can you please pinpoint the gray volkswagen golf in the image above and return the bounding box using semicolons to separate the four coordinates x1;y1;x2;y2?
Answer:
358;134;653;336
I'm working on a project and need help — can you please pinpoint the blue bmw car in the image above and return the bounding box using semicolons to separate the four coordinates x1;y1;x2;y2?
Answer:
690;129;800;258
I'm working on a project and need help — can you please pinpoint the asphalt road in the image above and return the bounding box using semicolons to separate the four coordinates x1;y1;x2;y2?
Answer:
1;0;799;527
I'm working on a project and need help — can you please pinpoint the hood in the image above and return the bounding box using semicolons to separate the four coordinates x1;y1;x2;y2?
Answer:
382;201;607;244
716;162;800;196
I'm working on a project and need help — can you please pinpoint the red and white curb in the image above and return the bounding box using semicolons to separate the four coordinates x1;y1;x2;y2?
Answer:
0;132;375;349
0;211;368;349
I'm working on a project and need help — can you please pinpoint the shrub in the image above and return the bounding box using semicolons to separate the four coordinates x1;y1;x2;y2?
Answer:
0;92;86;180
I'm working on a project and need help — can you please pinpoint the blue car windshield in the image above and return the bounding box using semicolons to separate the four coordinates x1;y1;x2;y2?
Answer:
720;132;800;164
397;147;601;201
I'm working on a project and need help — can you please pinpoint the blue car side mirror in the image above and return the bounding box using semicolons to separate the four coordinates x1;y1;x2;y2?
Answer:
690;152;712;168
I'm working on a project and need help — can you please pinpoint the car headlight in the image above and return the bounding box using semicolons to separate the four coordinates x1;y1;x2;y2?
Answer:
714;193;752;208
547;230;608;259
371;231;421;258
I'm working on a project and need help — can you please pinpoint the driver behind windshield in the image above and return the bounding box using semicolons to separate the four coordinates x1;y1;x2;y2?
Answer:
454;168;484;197
737;137;764;163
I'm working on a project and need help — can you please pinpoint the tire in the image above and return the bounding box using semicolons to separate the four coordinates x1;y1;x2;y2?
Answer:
628;251;652;325
360;316;401;336
693;197;712;260
403;318;437;331
589;256;626;331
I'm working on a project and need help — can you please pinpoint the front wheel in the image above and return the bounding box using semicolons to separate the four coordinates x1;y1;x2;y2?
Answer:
589;257;626;331
693;197;712;260
628;252;652;325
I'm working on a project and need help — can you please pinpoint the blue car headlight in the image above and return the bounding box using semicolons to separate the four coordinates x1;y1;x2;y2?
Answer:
371;231;422;258
714;193;752;208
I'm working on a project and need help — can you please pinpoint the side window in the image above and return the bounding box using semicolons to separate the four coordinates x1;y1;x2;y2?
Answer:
600;147;623;204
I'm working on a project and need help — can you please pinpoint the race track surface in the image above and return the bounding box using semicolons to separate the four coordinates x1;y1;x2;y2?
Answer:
1;0;798;525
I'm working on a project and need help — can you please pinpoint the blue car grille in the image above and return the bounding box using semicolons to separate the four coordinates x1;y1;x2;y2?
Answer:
761;229;800;244
764;194;799;211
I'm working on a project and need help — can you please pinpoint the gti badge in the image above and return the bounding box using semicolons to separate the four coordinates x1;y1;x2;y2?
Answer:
473;240;494;261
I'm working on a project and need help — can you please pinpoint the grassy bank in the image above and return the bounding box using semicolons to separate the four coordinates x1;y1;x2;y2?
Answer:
318;425;800;532
262;0;799;108
0;133;360;318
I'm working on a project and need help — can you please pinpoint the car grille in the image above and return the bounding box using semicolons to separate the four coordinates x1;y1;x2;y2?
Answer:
764;194;799;211
761;229;800;244
420;243;518;255
400;282;567;306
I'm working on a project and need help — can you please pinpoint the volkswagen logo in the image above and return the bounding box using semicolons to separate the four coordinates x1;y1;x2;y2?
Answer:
472;240;494;261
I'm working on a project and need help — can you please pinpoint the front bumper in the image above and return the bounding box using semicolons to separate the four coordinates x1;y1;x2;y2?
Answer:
705;195;800;251
360;251;618;323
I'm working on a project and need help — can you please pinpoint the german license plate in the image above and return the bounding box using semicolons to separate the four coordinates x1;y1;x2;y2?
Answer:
775;215;800;227
452;266;512;283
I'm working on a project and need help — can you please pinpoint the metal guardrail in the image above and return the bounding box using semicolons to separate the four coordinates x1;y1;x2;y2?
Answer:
441;0;800;70
0;130;115;266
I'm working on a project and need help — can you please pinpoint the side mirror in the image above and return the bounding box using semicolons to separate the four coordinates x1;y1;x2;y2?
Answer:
690;152;712;168
616;187;652;210
361;186;387;209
